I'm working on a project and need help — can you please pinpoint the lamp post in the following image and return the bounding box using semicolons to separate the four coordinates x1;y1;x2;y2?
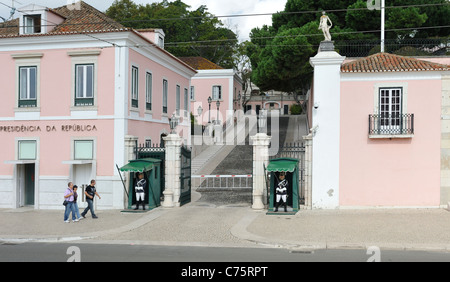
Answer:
258;111;267;133
207;96;212;124
216;100;221;125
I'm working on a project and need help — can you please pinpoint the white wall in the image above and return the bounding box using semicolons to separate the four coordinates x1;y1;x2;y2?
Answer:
310;50;345;209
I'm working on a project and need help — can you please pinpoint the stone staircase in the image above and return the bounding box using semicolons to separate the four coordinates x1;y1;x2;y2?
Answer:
191;144;225;175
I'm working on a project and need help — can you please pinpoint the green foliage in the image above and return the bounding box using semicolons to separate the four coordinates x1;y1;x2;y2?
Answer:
247;0;449;94
106;0;238;68
290;104;302;115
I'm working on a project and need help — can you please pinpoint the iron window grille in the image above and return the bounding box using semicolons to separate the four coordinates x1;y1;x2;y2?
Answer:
369;114;414;136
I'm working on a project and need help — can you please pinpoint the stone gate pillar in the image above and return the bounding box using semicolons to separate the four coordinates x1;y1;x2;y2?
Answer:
124;135;138;208
251;133;271;210
309;42;345;209
162;133;183;208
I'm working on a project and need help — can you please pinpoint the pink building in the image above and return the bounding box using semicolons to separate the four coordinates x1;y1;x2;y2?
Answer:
0;2;196;210
309;50;450;209
179;57;243;126
243;82;299;116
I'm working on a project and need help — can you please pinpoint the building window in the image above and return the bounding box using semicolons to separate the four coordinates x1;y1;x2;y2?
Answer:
163;79;168;114
212;85;222;100
190;86;195;101
74;140;94;160
176;85;181;116
145;139;152;148
19;66;37;108
75;64;94;106
369;87;414;137
158;36;164;48
18;140;37;160
24;15;41;34
146;72;152;111
184;88;188;117
380;88;402;129
131;66;139;108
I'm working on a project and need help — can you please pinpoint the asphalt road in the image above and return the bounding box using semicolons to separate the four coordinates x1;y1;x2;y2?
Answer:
2;242;450;263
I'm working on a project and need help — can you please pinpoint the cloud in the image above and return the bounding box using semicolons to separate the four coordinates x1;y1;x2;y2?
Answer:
0;0;286;41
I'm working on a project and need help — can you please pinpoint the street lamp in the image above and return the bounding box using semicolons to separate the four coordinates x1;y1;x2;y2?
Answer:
258;111;267;133
197;105;203;126
169;113;179;134
216;100;221;125
207;96;212;124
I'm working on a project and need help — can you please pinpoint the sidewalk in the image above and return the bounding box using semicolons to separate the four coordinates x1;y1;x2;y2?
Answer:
2;201;450;252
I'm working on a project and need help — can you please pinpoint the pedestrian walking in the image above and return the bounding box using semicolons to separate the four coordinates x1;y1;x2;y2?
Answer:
73;185;83;221
81;180;101;219
64;182;79;223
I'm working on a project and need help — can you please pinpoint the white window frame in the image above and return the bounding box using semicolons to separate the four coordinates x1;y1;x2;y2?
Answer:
176;85;181;116
184;87;189;117
74;140;94;160
12;53;42;112
18;140;37;160
163;79;168;115
131;66;139;108
379;87;402;131
19;66;37;107
190;86;195;101
146;71;152;112
23;14;41;34
69;51;100;110
75;64;94;100
145;138;152;148
212;85;222;100
370;82;412;138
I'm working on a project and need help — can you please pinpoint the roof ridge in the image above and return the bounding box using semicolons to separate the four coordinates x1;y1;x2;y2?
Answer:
341;52;450;73
178;56;224;70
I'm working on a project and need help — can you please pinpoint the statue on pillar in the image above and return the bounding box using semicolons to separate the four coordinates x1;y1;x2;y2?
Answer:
319;11;333;41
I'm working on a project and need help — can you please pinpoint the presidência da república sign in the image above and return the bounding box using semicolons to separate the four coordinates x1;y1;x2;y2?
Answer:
0;124;98;133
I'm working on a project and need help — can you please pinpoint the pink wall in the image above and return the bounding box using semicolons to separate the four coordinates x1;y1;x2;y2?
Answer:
0;53;15;117
129;49;190;119
128;49;191;144
0;48;116;117
191;77;230;125
0;47;117;177
339;79;442;206
0;120;115;176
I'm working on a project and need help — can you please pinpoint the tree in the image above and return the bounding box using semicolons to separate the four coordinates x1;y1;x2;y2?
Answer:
106;0;238;68
247;0;449;94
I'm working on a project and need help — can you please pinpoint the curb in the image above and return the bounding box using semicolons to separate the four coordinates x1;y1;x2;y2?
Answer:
0;208;168;244
229;210;450;253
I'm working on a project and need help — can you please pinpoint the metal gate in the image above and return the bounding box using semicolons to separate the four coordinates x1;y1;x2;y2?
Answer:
180;145;191;206
270;142;305;205
192;175;253;190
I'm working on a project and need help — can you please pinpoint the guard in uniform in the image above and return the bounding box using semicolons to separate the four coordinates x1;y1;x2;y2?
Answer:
134;172;147;210
275;172;288;212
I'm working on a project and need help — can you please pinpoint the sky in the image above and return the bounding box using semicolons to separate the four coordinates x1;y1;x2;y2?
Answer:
0;0;287;41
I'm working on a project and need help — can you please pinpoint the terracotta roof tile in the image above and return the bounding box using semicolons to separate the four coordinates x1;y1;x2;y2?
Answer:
178;57;224;70
0;18;19;36
0;1;128;38
341;53;450;73
51;1;126;33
